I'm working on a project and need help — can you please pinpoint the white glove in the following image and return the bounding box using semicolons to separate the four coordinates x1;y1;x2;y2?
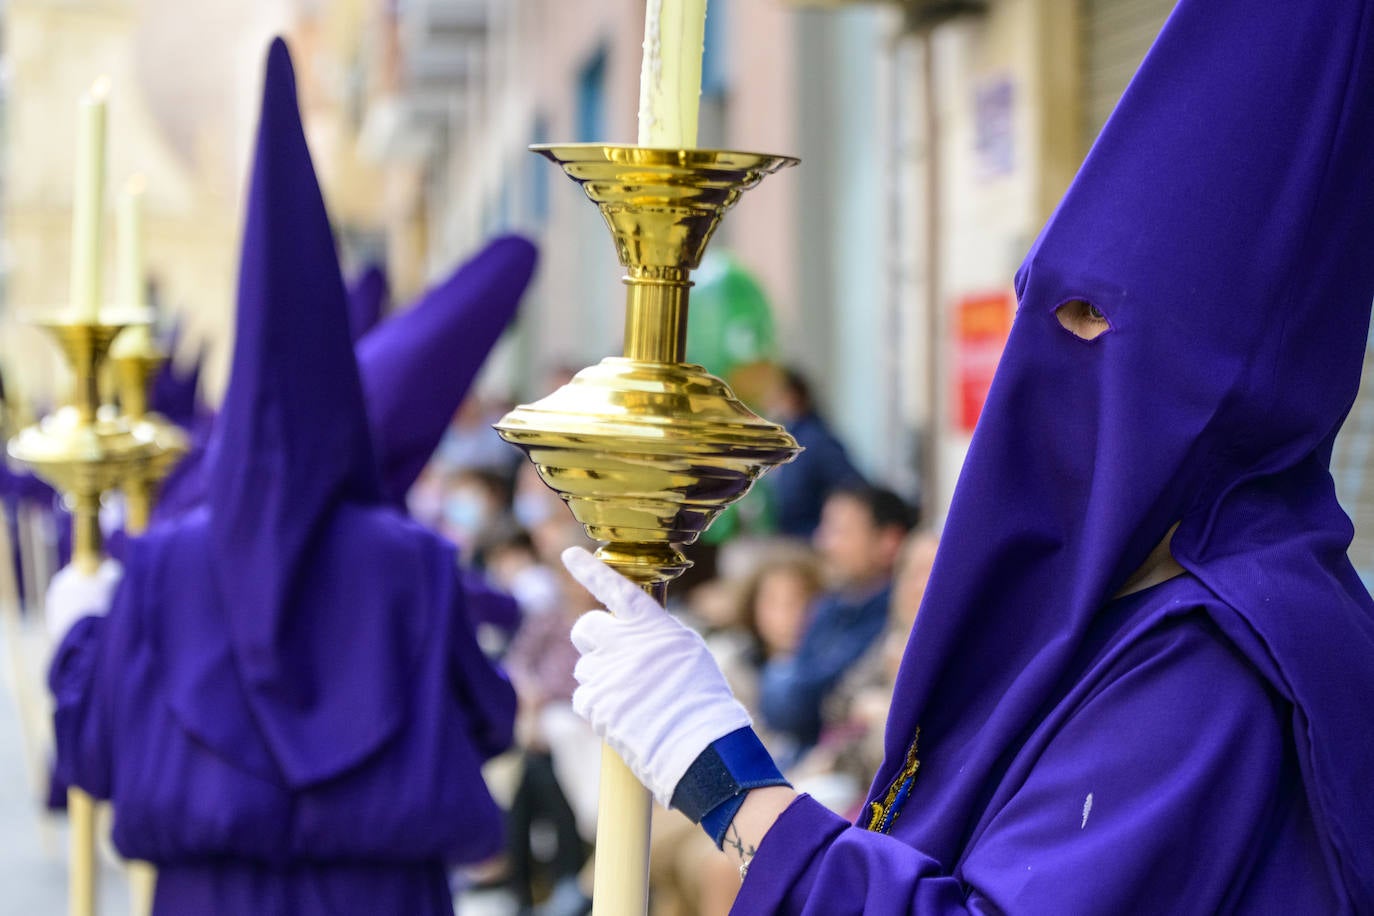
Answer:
563;547;753;808
45;560;123;643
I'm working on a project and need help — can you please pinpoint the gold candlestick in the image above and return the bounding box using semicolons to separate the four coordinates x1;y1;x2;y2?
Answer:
109;330;189;534
496;144;800;915
7;310;153;916
9;314;154;572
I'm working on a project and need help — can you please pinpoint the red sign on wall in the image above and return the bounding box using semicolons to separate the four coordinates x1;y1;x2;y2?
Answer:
954;291;1014;433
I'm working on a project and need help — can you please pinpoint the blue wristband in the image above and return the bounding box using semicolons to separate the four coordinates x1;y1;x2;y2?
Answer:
671;726;789;848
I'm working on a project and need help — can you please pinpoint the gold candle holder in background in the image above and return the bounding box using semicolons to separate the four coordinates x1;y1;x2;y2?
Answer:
108;330;188;534
8;314;153;573
496;144;801;915
7;310;153;916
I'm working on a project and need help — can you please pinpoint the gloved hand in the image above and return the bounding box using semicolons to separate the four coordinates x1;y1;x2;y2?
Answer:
563;547;753;808
45;559;123;642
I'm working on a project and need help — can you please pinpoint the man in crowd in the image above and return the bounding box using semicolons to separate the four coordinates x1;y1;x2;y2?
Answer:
759;484;914;756
765;368;866;539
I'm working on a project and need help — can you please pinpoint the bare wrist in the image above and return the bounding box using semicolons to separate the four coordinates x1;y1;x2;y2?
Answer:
722;785;797;879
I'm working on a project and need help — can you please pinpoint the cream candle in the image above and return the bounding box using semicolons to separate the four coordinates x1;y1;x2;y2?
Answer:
637;0;708;148
69;77;111;320
115;176;151;341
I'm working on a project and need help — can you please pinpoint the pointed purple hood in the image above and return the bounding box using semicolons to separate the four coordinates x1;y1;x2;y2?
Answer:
872;0;1374;905
185;38;401;788
357;234;537;503
151;237;538;522
346;263;390;343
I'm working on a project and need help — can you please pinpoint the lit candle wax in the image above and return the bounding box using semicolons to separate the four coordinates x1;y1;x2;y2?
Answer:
114;175;152;347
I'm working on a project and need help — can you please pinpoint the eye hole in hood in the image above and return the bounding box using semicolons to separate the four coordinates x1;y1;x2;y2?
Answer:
1055;299;1112;340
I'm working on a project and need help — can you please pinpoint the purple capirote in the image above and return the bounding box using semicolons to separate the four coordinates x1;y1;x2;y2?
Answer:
739;0;1374;911
357;233;536;506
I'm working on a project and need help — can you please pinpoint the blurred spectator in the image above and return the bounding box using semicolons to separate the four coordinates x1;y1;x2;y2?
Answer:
406;464;446;530
743;550;823;659
511;463;576;564
438;395;522;477
496;523;597;916
650;541;825;916
439;467;514;561
759;484;914;756
681;540;825;739
790;532;940;819
730;546;823;722
764;367;866;538
487;527;562;620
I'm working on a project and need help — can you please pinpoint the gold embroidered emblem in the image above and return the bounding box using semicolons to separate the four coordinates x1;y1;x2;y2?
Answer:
866;727;921;834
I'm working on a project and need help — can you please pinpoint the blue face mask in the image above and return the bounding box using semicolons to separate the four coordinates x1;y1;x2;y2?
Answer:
443;490;489;533
513;491;554;530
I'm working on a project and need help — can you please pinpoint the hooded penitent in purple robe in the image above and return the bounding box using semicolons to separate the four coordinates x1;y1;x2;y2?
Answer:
736;1;1374;912
153;242;533;523
0;463;38;607
2;461;71;608
149;322;210;435
356;234;537;636
48;39;515;916
149;234;536;631
347;263;390;343
356;234;535;508
148;323;214;522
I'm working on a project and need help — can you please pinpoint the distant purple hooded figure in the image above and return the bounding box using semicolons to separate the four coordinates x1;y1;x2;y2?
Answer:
149;322;209;433
0;462;50;607
357;234;537;634
347;263;390;343
357;234;536;506
148;324;213;522
149;236;537;631
48;39;514;916
153;243;533;520
729;0;1374;912
1;465;71;608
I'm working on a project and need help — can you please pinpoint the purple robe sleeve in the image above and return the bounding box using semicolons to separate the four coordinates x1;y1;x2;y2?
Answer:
459;566;521;635
448;579;517;760
735;616;1287;913
48;614;116;800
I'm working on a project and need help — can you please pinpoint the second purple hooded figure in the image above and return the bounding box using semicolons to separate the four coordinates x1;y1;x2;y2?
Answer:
48;39;516;915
